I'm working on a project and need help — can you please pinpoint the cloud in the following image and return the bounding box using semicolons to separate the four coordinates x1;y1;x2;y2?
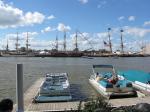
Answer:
31;40;51;48
70;32;103;50
6;32;38;41
128;16;135;21
57;23;71;32
0;0;45;28
41;26;56;33
118;16;125;21
38;26;150;51
118;16;136;22
47;15;55;20
97;32;108;39
23;12;45;25
144;21;150;26
78;0;88;4
97;1;107;8
78;32;90;39
1;32;38;50
123;26;150;37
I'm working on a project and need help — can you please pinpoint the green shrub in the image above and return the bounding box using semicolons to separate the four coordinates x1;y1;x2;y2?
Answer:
78;97;140;112
79;97;111;112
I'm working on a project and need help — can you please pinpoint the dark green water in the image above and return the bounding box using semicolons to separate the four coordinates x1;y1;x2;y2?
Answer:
0;57;150;102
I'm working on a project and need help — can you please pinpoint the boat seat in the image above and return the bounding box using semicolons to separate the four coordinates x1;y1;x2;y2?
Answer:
116;80;132;88
99;80;113;88
102;72;112;79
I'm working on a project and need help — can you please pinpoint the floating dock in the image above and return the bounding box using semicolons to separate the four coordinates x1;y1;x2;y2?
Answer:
13;78;84;112
13;78;150;111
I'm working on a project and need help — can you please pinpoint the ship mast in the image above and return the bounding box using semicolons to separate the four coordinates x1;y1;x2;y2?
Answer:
6;39;9;52
26;32;30;53
15;32;20;53
120;29;124;54
108;28;112;54
63;31;66;51
56;34;58;51
75;31;78;52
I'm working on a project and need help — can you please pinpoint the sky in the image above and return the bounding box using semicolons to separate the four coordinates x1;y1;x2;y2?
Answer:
0;0;150;52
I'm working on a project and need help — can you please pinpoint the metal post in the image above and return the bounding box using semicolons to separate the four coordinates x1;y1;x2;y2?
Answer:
16;64;24;112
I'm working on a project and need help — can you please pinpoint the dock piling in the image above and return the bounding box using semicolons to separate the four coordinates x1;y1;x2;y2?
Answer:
16;64;24;112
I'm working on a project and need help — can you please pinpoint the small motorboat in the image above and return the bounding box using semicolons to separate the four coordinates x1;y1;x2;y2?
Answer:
89;65;136;98
34;73;72;102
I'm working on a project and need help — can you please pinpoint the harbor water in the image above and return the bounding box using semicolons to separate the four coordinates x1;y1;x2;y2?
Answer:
0;57;150;102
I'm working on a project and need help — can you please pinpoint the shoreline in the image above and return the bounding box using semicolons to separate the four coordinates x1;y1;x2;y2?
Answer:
1;54;150;57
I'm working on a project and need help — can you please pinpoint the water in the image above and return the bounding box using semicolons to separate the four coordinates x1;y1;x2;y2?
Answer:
0;57;150;102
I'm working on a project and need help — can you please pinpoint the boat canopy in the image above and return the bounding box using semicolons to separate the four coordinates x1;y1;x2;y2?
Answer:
92;65;118;79
118;70;150;83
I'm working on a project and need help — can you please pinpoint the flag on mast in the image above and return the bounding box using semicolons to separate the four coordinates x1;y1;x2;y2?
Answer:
103;41;109;47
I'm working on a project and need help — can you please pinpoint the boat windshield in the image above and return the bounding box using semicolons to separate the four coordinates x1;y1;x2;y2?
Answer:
93;65;117;79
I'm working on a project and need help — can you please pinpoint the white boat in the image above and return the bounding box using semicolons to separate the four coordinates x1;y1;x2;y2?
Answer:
34;73;72;102
89;65;136;98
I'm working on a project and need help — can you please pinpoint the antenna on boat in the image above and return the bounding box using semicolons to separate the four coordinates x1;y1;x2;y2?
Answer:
120;29;124;54
108;28;112;54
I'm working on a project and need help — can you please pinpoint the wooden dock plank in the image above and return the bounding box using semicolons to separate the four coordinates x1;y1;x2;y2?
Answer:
109;96;150;107
13;78;150;111
13;78;83;112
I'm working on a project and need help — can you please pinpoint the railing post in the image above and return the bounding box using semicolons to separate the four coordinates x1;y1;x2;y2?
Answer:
16;64;24;112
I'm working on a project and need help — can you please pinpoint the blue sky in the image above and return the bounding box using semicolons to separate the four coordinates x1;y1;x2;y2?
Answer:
0;0;150;51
